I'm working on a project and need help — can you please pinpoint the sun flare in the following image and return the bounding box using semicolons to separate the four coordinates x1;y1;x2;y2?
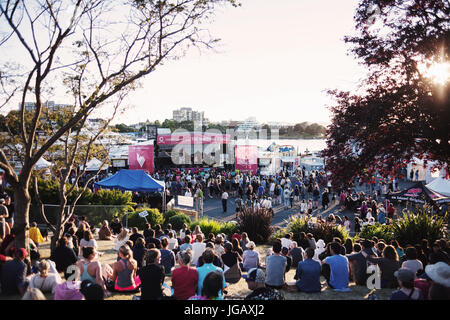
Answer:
419;61;450;85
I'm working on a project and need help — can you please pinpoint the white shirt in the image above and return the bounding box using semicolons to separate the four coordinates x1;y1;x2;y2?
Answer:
191;242;206;266
300;202;307;212
79;238;98;250
29;273;62;294
222;192;229;200
281;238;292;249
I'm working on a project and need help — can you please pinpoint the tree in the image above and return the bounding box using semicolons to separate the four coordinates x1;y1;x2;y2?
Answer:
0;0;239;250
323;0;449;187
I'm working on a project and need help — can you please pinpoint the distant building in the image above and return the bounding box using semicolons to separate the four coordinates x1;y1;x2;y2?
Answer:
172;107;209;125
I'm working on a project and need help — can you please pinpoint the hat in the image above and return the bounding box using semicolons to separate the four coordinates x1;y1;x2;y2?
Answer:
425;262;450;288
247;241;255;249
242;268;265;284
15;248;28;259
394;268;415;282
0;198;4;204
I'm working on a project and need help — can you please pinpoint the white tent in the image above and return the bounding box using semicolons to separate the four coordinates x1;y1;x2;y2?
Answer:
426;177;450;197
35;157;52;170
81;158;109;171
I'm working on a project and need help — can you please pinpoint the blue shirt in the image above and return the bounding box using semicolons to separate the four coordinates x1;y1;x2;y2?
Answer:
324;254;349;289
295;258;322;293
378;210;386;224
196;263;227;298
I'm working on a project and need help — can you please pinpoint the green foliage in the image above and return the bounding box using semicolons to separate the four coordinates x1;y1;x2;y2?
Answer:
90;189;133;206
189;218;238;238
168;214;192;231
237;208;274;244
355;223;395;243
163;209;181;224
190;218;222;237
274;216;349;244
391;210;448;247
128;208;164;230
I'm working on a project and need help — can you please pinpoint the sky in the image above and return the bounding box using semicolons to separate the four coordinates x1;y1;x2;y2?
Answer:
1;0;368;126
116;0;367;126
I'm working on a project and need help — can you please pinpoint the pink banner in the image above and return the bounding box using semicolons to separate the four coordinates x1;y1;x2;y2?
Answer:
235;145;258;174
157;133;230;145
128;145;154;174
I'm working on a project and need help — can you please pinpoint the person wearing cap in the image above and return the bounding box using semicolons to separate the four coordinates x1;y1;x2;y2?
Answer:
241;241;259;271
426;262;450;300
389;268;424;300
243;268;285;300
0;247;29;296
294;248;322;293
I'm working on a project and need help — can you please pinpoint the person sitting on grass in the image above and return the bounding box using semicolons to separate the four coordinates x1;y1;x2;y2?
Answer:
160;238;176;275
179;235;193;252
197;242;223;269
241;241;259;271
281;247;292;273
110;217;123;235
172;249;198;300
29;222;44;246
221;242;242;284
346;239;377;286
402;246;424;277
168;231;179;253
214;235;225;257
189;270;225;300
29;259;62;294
294;248;322;293
129;227;144;246
196;249;227;298
322;242;350;290
138;248;166;300
132;237;147;270
80;280;105;300
114;228;130;251
244;267;285;300
79;230;98;253
145;229;161;249
0;248;29;297
363;244;400;288
191;234;206;267
110;245;140;293
265;240;287;290
98;220;113;241
389;268;424;300
76;247;109;295
50;237;78;280
22;288;46;300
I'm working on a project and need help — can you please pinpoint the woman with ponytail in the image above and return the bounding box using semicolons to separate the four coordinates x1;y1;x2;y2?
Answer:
111;245;141;292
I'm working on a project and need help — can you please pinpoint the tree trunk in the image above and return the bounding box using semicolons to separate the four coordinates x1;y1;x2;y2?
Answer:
14;185;31;251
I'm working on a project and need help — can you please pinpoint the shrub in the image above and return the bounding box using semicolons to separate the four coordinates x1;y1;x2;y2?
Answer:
219;221;238;239
163;209;182;225
237;208;274;244
274;216;349;244
190;218;222;238
168;214;192;231
91;189;134;206
127;208;164;230
391;210;448;247
355;223;394;243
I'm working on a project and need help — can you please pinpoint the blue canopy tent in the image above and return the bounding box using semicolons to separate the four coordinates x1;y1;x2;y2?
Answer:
93;169;166;214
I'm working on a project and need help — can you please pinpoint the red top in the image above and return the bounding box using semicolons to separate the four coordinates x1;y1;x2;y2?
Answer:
171;265;198;300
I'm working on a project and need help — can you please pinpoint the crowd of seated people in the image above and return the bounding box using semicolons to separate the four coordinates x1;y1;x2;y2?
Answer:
0;212;449;301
